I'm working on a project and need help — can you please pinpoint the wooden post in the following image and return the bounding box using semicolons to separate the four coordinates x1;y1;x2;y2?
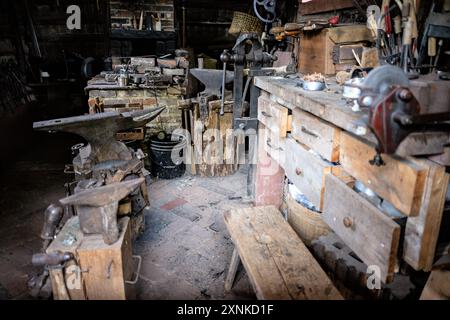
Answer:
254;124;285;207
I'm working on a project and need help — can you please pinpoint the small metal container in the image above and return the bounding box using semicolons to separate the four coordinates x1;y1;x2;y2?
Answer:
343;77;364;99
118;75;129;87
302;80;325;91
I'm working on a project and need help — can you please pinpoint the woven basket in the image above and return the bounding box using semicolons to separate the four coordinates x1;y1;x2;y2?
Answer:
286;193;330;246
228;11;263;36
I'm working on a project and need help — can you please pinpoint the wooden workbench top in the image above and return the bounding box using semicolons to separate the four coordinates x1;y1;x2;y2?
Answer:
254;76;375;144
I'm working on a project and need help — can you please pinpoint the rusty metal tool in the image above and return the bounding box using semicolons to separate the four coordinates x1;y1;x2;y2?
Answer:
358;65;450;166
40;204;64;251
33;107;165;162
33;107;165;178
190;68;234;120
59;178;144;245
32;251;74;300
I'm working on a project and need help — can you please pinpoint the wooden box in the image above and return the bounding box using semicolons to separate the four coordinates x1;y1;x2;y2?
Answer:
77;217;135;300
298;25;373;75
47;217;136;300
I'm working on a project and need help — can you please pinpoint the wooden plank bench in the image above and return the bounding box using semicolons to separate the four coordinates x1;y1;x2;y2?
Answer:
223;205;343;300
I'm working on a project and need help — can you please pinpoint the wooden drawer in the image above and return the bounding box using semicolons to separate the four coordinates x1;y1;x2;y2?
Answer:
291;108;340;162
258;96;290;138
284;137;336;210
263;126;286;167
339;131;428;216
323;174;401;283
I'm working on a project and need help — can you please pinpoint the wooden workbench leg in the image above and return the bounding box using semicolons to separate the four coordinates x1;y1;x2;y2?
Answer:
225;247;241;292
254;124;285;207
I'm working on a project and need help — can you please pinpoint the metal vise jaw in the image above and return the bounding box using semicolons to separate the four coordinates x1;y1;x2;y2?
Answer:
33;107;165;178
59;177;144;245
220;32;277;129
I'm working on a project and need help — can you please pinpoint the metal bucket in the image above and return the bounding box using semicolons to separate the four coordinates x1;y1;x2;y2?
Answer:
148;132;187;179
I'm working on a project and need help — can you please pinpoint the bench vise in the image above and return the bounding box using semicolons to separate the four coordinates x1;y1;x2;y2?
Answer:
359;65;450;166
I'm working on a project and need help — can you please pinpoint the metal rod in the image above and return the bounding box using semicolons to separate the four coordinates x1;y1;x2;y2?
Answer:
220;62;227;116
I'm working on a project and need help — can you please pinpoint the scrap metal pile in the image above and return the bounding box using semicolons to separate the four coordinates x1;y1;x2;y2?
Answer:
93;50;190;88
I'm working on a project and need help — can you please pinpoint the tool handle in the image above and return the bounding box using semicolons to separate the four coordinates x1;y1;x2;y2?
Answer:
32;252;73;267
220;62;227;116
403;20;413;46
428;37;437;57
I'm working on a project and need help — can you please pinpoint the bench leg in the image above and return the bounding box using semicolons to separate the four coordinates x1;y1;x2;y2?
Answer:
225;247;241;292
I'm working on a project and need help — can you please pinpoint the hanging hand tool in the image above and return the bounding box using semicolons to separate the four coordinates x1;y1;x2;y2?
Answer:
393;15;402;55
220;58;228;116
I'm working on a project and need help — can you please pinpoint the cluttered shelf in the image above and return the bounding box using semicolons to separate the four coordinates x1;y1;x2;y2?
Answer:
110;29;176;40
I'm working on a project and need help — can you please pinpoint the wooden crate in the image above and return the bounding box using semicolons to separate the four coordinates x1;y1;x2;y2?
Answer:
47;217;136;300
298;26;373;75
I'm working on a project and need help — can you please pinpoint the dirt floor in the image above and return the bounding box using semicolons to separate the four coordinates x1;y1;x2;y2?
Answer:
0;133;255;300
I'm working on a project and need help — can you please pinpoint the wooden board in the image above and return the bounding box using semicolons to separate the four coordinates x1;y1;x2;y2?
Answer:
299;0;354;15
291;107;340;162
420;269;450;299
284;137;335;210
115;128;145;141
77;217;134;300
258;96;289;138
224;205;343;300
263;126;286;168
46;216;86;300
195;100;237;177
339;131;428;216
403;160;449;271
396;132;449;157
323;175;401;283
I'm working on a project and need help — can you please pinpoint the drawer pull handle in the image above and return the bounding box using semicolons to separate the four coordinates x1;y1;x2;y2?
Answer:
343;217;353;228
266;138;283;151
295;168;303;176
301;126;318;138
261;111;272;118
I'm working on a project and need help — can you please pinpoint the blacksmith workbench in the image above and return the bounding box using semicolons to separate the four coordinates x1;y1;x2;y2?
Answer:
252;75;449;284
